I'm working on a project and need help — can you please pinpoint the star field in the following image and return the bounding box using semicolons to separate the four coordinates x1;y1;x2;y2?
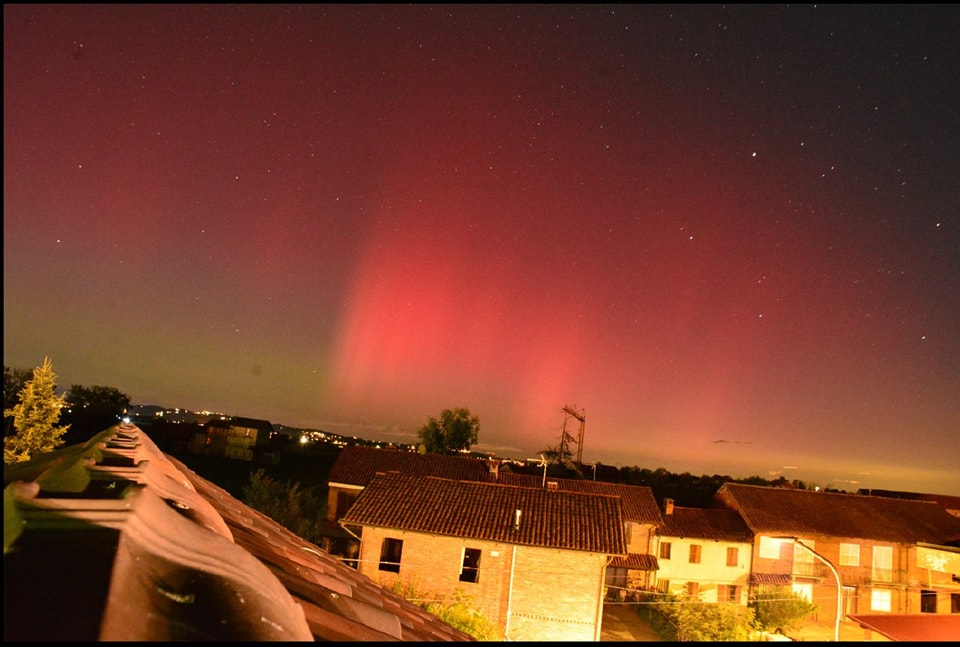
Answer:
4;5;959;494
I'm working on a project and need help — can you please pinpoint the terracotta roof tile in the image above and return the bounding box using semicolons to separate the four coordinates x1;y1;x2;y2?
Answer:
497;472;663;525
717;483;960;544
659;506;754;542
4;424;473;642
849;614;960;641
341;472;627;554
610;552;659;570
327;445;494;487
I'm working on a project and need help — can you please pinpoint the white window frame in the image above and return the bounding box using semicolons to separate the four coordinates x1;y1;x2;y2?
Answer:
759;536;782;559
873;545;893;582
871;588;892;612
839;542;860;567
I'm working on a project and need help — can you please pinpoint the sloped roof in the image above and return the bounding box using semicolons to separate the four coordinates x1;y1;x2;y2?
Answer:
496;472;663;525
849;614;960;641
610;552;659;570
327;445;493;487
341;472;627;555
659;506;754;542
3;424;472;642
716;483;960;544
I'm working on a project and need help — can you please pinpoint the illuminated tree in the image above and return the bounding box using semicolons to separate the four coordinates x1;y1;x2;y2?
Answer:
4;365;33;436
417;407;480;454
3;357;70;463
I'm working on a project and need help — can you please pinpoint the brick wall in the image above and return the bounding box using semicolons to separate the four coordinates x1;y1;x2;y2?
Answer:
356;526;610;641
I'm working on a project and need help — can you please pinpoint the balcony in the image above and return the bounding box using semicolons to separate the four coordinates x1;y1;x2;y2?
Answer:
792;561;831;580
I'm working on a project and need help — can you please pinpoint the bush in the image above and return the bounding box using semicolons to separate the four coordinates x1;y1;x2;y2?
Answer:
751;586;818;632
387;579;501;641
640;592;756;641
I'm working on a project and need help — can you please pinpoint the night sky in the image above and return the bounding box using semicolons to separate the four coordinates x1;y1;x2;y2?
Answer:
5;5;959;494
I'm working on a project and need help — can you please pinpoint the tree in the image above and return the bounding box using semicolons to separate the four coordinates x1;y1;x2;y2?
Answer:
641;593;757;641
417;407;480;454
4;365;33;436
242;469;327;544
62;384;131;444
750;586;818;632
3;357;70;463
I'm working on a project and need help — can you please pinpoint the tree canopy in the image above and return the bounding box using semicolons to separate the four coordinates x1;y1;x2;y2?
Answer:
417;407;480;454
62;384;131;444
3;357;70;463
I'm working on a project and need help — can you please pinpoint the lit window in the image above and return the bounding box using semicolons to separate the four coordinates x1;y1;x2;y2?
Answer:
379;538;403;573
689;544;702;564
759;536;782;559
659;542;672;559
871;588;892;612
872;545;893;582
839;542;860;567
460;547;481;583
794;540;815;564
726;546;739;567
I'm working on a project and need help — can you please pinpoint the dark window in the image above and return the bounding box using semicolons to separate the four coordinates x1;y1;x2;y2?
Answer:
379;538;403;572
689;544;701;564
921;590;937;613
659;542;672;559
951;593;960;614
460;547;481;583
726;546;738;567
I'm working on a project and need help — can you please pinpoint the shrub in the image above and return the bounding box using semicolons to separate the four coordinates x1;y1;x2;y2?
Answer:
751;586;818;632
387;579;501;641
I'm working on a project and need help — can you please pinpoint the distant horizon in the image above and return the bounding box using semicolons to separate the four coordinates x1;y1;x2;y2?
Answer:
121;399;960;498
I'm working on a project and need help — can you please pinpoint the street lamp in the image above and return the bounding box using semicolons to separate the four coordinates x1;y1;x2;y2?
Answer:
773;536;842;641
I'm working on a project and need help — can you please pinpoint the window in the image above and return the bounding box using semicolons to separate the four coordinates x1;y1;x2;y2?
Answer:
659;542;672;559
759;536;782;559
794;540;815;564
871;588;891;612
658;579;670;594
689;544;702;564
685;581;700;598
726;546;739;567
460;547;481;583
872;545;893;582
335;491;356;519
718;585;738;603
921;590;937;613
378;538;403;573
839;542;860;567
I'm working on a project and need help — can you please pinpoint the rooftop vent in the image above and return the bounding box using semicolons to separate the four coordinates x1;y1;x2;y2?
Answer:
513;509;522;531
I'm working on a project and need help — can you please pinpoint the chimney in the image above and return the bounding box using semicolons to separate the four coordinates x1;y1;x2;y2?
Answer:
513;509;522;531
664;498;675;515
547;480;559;492
488;459;499;480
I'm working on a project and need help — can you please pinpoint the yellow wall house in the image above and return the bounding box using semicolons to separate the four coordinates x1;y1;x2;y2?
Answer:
654;499;754;604
340;472;628;641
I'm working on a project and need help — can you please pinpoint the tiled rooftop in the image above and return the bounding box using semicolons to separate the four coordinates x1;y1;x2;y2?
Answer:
659;506;754;542
717;482;960;544
3;424;473;641
848;613;960;641
327;444;494;487
341;471;628;555
497;472;664;525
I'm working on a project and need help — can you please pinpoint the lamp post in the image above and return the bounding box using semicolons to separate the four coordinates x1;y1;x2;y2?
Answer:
774;536;842;641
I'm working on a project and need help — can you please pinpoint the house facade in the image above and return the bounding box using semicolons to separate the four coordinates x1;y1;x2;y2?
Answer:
715;483;960;625
654;498;754;604
497;471;662;597
340;472;627;641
